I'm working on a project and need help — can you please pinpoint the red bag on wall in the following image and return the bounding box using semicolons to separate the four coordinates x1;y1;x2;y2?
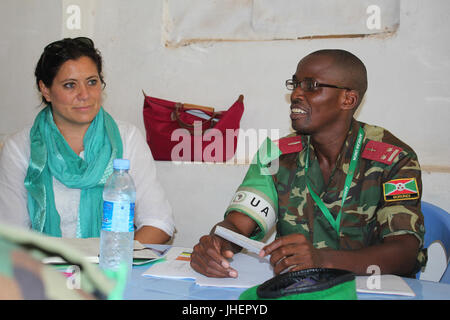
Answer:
142;93;244;162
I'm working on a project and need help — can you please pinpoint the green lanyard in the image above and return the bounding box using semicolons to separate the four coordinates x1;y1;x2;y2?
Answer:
304;127;365;236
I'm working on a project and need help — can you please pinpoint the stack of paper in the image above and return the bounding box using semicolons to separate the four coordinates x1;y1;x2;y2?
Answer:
142;227;416;296
355;275;415;297
143;246;416;296
142;247;274;288
41;237;163;265
142;247;197;279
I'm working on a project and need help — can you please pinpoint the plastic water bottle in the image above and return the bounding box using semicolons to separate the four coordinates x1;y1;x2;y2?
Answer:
99;159;136;275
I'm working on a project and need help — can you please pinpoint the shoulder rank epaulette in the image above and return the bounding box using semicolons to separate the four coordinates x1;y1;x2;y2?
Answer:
274;135;303;155
361;140;403;165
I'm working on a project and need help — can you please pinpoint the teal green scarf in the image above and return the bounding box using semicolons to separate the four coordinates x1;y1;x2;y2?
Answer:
24;106;123;237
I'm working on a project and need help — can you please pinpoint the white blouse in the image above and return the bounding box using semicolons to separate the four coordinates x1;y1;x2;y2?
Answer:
0;120;175;238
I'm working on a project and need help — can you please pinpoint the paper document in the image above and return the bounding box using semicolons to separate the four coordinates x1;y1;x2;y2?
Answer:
195;252;274;288
142;247;197;279
143;246;275;288
41;238;163;265
355;274;415;297
143;246;415;294
214;226;265;254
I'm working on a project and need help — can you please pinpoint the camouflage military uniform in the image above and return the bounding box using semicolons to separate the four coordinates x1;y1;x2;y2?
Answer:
226;119;426;275
0;224;118;299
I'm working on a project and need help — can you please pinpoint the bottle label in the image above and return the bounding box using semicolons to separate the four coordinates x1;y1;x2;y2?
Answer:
102;201;135;232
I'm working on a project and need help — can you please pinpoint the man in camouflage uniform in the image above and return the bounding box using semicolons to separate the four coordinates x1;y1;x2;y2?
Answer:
0;223;118;299
190;49;425;278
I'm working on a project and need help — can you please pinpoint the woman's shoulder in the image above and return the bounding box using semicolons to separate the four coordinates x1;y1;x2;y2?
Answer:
0;124;32;169
114;119;149;156
115;119;140;138
2;125;32;153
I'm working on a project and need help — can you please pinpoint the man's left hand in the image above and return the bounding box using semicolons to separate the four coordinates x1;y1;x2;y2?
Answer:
259;233;326;274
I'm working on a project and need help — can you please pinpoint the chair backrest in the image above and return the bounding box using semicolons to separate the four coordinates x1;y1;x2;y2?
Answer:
422;202;450;255
441;262;450;283
418;201;450;283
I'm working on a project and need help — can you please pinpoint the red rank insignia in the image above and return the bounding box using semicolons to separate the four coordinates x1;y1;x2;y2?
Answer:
274;136;303;154
361;140;403;165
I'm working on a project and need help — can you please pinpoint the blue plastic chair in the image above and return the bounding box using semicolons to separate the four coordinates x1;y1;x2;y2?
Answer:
417;201;450;283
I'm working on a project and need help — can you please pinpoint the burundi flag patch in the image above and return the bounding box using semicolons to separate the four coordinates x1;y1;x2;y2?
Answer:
383;178;419;202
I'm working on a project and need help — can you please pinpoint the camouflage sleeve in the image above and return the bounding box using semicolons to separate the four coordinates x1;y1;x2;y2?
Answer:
376;149;425;247
0;223;116;299
225;139;280;240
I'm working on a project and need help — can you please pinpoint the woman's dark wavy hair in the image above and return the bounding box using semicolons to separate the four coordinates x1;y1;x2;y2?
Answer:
34;37;105;103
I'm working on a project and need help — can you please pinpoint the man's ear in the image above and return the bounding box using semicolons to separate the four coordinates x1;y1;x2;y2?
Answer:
341;90;359;112
38;80;51;103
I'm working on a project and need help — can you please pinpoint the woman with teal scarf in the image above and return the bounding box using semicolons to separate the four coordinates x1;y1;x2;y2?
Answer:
0;38;175;243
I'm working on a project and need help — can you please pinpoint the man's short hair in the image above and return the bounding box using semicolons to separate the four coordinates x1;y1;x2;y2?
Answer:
308;49;368;107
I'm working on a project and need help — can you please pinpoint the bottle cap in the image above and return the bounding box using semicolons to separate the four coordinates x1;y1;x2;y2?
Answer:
113;159;130;170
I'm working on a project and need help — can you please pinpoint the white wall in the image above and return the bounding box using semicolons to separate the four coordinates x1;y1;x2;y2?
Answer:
1;0;449;246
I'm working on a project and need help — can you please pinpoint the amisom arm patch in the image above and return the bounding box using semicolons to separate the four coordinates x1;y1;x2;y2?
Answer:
383;178;420;202
225;189;277;240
